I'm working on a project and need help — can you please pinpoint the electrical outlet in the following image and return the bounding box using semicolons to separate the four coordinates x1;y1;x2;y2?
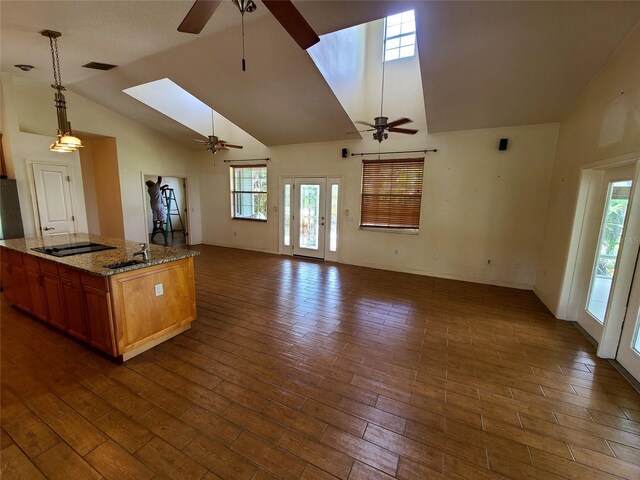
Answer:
513;263;520;269
433;253;438;260
155;283;164;296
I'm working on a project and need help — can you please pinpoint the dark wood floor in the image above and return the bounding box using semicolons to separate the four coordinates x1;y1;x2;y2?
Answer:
2;245;640;479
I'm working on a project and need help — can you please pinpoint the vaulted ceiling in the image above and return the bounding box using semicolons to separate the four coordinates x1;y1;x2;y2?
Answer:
2;1;639;146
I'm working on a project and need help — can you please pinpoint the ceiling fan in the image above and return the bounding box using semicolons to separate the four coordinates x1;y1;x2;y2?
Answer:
355;117;418;143
194;135;243;155
194;111;243;155
177;0;320;50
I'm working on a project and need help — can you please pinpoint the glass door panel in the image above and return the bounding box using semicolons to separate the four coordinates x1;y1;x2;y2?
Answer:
616;250;640;382
293;178;326;259
586;180;632;322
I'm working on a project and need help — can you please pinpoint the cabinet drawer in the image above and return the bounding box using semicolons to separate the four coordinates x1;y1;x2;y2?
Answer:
7;250;23;266
58;264;81;282
23;255;40;269
81;272;109;292
39;259;59;275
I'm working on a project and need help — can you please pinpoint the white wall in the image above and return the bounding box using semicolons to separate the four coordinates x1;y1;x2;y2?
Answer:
201;121;558;288
535;23;640;316
4;75;202;244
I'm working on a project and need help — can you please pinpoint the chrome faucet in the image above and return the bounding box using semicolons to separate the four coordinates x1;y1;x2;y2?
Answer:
133;243;149;262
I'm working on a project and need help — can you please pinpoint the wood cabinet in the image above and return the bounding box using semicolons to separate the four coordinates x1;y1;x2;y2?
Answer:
25;266;47;321
1;248;196;361
1;250;30;312
42;271;67;331
60;279;88;341
84;285;115;355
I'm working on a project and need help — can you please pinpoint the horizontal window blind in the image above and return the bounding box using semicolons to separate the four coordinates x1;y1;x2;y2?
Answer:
360;158;424;229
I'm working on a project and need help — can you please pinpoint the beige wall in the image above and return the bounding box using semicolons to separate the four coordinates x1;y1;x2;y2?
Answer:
200;122;558;288
535;24;640;315
6;75;202;244
91;137;126;239
78;142;100;235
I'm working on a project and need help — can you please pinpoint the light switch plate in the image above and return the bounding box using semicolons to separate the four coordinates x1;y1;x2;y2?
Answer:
155;283;164;296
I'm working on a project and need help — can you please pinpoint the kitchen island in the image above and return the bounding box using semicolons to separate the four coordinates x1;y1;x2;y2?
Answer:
0;234;198;360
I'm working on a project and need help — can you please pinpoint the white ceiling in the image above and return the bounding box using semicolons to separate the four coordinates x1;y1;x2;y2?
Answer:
2;1;639;145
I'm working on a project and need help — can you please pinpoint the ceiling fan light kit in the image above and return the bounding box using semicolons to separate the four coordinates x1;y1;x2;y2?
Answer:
41;30;83;153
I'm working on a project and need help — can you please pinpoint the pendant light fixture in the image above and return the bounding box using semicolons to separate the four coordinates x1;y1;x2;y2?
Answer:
41;30;83;153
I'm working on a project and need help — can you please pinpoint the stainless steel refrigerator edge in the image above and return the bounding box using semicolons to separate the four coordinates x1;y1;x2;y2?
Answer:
0;178;25;239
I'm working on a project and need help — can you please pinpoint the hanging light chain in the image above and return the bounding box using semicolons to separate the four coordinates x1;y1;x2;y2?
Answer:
48;34;64;89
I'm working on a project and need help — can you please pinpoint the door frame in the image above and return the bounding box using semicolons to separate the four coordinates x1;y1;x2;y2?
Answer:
561;156;640;357
279;176;342;262
139;171;192;245
27;159;86;239
616;249;640;381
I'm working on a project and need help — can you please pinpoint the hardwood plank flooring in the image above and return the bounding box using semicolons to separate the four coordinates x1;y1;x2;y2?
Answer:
2;244;640;479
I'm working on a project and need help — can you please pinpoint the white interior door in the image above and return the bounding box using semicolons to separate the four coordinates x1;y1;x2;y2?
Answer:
293;178;326;259
616;250;640;382
33;163;76;238
577;165;635;342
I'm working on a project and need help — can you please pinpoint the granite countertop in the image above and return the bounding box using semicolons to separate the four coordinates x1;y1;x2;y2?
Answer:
0;234;199;276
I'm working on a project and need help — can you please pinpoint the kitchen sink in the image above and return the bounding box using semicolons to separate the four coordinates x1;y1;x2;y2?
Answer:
104;259;143;269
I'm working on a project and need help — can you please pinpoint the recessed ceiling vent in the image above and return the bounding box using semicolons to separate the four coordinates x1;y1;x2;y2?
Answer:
82;62;117;71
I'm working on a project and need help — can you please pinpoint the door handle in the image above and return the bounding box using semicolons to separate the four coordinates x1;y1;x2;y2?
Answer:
42;227;55;231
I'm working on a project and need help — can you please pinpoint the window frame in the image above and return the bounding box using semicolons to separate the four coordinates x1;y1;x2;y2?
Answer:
384;10;416;62
359;158;424;232
230;164;268;222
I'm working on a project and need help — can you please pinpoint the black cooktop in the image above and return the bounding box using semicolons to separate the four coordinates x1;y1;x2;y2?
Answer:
32;241;116;257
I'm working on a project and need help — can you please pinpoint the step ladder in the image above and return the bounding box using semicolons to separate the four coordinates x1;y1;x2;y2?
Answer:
151;187;187;245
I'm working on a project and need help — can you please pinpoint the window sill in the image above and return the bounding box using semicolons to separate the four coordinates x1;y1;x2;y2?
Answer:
232;217;267;222
359;227;419;235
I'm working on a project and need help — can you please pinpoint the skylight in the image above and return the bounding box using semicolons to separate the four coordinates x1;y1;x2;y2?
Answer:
123;78;262;146
384;10;416;62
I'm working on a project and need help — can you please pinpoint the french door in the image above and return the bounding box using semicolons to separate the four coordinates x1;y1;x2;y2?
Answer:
577;165;635;342
293;178;326;259
616;250;640;381
280;177;341;261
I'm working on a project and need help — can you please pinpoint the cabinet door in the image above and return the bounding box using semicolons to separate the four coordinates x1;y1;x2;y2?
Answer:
0;261;15;304
84;285;116;356
7;263;30;312
25;266;47;321
61;279;88;341
42;272;67;330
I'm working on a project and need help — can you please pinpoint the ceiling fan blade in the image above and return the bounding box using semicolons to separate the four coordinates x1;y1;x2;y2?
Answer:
193;139;210;143
388;127;418;135
355;121;376;128
223;144;244;149
262;0;320;50
178;0;221;34
386;117;413;128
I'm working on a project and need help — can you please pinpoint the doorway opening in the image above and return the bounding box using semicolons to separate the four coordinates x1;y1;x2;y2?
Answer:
143;174;189;247
563;159;640;382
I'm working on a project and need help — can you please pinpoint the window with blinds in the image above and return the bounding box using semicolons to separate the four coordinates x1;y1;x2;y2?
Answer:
360;158;424;229
231;165;267;221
